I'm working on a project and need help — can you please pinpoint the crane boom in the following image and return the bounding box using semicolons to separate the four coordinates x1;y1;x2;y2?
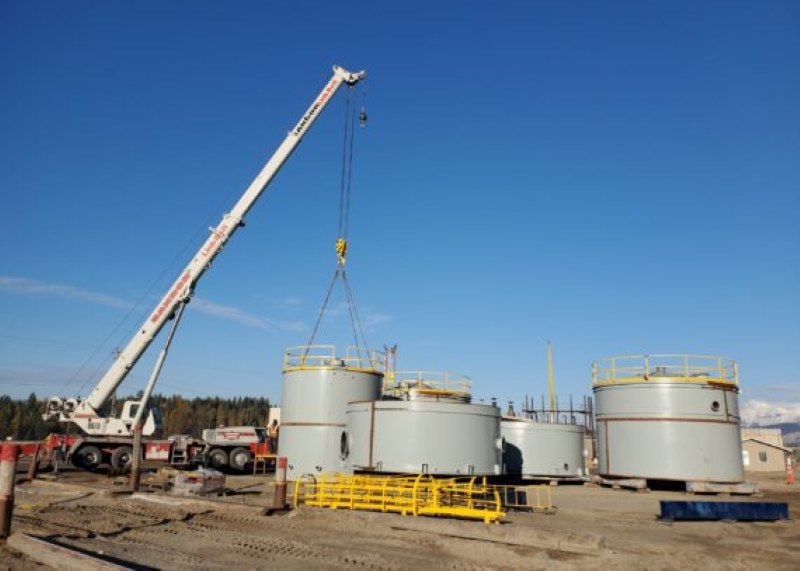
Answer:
45;65;366;435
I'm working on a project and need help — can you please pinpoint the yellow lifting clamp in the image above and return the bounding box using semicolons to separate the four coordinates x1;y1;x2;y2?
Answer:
335;238;348;265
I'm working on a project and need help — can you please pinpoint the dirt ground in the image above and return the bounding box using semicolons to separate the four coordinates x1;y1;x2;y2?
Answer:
1;468;797;570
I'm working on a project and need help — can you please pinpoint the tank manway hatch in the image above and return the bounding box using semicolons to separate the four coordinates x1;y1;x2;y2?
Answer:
592;354;744;483
280;345;384;480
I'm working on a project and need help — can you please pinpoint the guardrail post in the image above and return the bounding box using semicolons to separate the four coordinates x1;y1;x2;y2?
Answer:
0;443;19;539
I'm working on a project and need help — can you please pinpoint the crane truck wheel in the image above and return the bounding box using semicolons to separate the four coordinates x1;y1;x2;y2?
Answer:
229;447;252;472
74;445;103;471
207;448;228;470
110;446;133;471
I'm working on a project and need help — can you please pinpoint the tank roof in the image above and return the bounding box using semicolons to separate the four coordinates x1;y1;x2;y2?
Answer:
382;370;472;403
283;344;385;374
592;354;738;387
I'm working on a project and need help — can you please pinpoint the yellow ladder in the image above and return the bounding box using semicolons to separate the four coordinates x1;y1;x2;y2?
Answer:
293;473;506;524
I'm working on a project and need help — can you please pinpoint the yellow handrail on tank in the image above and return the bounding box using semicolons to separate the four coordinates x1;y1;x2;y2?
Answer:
293;473;505;524
592;354;738;386
383;370;472;401
283;344;385;373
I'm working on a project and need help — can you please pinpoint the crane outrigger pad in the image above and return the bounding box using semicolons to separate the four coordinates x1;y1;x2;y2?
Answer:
658;500;790;522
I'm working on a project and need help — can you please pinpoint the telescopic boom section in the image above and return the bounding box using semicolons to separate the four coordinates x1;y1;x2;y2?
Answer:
66;66;366;418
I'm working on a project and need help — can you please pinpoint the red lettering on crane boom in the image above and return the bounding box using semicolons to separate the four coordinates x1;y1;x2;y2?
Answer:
150;270;192;324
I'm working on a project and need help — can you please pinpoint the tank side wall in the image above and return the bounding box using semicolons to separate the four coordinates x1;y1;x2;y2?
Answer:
280;368;381;478
501;423;585;477
594;382;744;482
601;419;744;481
345;403;373;470
595;383;740;420
281;369;382;424
280;425;350;480
349;403;501;475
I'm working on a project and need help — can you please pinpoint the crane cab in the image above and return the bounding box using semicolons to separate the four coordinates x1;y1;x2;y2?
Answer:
119;400;164;437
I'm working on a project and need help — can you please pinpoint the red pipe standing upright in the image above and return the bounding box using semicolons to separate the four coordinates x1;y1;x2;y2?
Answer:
273;456;288;509
0;443;19;538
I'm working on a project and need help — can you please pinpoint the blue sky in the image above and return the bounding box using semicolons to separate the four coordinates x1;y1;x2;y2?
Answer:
1;1;798;411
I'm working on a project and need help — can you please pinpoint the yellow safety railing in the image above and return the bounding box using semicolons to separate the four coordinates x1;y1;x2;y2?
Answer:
492;485;556;513
592;354;738;386
283;345;385;373
383;370;472;401
293;473;505;524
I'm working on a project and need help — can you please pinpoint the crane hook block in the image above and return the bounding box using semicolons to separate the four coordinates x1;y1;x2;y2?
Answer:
359;108;368;127
336;238;348;265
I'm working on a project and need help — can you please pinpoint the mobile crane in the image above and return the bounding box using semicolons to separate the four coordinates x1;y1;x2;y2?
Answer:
42;65;366;472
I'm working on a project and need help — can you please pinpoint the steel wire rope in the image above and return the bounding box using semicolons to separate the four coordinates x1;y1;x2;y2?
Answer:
337;89;352;238
342;93;370;359
69;232;201;398
92;147;289;397
304;85;370;359
342;89;357;239
66;179;245;398
304;267;341;350
341;271;361;358
342;271;370;362
63;103;326;398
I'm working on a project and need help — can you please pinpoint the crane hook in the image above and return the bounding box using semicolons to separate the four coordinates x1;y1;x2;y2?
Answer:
359;106;368;127
336;238;348;265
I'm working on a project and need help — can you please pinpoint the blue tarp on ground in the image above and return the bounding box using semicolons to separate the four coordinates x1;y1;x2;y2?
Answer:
659;501;790;521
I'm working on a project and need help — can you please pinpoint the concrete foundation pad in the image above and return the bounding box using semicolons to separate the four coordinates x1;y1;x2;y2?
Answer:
597;477;648;490
685;481;760;495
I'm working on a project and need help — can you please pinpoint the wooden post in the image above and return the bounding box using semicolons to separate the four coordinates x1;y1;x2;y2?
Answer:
129;426;143;492
26;443;42;482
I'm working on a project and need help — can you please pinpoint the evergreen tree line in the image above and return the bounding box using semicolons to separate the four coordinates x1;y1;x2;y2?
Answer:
0;393;272;441
152;394;272;438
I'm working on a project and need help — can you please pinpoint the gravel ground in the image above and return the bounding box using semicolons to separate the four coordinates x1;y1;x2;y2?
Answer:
1;469;797;570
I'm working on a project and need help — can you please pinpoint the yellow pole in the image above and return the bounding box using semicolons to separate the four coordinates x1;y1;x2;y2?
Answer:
547;340;555;422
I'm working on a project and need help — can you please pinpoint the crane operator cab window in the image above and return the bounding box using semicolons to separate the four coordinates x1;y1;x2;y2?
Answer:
125;403;140;421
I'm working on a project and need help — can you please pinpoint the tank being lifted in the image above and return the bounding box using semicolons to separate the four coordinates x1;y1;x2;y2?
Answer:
280;345;384;480
344;371;502;476
593;354;744;483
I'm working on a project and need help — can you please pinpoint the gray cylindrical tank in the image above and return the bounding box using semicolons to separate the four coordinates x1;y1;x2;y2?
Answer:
280;346;383;480
501;419;586;478
593;354;744;483
345;400;502;475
